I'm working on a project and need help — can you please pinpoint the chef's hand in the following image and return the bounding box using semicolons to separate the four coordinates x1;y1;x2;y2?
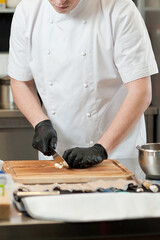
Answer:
32;120;57;156
62;144;108;168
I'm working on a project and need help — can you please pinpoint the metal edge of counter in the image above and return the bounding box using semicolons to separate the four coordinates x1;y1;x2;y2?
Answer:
0;106;158;118
0;109;23;118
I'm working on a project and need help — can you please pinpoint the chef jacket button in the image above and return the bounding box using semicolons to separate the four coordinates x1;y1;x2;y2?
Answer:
89;141;94;145
82;20;87;24
49;82;53;86
51;111;56;115
84;83;88;88
86;112;91;117
81;51;86;56
47;50;51;55
50;20;54;24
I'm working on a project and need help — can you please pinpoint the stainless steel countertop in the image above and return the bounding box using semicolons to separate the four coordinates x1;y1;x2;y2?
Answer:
0;157;159;240
1;181;160;240
0;109;32;128
0;109;23;118
0;106;158;119
145;106;159;115
1;203;160;240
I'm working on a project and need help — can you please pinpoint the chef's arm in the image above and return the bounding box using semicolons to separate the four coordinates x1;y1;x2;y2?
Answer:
10;78;49;127
11;78;57;155
63;76;152;168
98;76;152;154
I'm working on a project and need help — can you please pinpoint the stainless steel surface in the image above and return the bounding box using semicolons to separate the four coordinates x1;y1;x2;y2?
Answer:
157;106;160;142
145;8;160;107
0;109;38;160
0;106;158;161
1;204;160;240
145;0;160;8
0;109;23;118
136;0;145;19
136;0;160;143
137;143;160;179
0;78;17;109
144;106;159;143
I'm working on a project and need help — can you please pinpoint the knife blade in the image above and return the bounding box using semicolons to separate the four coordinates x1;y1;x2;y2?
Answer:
50;146;68;167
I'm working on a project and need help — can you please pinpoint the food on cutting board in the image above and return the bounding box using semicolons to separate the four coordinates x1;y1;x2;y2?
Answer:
54;162;64;169
53;159;69;169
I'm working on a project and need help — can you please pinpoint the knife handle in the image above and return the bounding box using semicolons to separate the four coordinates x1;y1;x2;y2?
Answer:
13;190;60;202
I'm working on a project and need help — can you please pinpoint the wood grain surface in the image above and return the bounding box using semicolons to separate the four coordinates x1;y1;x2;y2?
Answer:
3;159;134;184
0;192;11;219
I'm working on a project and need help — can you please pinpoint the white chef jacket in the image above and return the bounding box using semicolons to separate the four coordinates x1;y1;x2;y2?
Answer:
8;0;158;162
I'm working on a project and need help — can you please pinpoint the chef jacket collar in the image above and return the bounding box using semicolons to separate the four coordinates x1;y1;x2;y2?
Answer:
48;0;87;23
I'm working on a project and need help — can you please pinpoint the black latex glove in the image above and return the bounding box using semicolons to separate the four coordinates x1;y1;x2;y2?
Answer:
32;120;57;156
62;144;108;168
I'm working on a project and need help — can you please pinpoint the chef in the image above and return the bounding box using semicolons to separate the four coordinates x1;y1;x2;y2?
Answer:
8;0;158;168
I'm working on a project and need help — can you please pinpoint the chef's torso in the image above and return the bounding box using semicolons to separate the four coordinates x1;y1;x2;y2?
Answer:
8;0;158;160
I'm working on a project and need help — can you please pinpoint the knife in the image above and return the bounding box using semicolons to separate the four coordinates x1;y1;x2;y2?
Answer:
50;146;68;167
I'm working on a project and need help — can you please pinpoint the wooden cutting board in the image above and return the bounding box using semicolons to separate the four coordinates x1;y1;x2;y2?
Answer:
3;159;134;184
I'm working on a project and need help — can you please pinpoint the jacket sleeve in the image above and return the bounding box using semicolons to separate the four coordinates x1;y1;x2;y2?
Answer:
109;0;158;83
8;2;33;81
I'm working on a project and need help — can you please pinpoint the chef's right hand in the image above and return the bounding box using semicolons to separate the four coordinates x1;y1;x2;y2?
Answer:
32;120;57;156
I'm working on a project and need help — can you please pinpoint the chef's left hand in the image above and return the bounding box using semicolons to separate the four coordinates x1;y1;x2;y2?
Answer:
62;144;108;168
